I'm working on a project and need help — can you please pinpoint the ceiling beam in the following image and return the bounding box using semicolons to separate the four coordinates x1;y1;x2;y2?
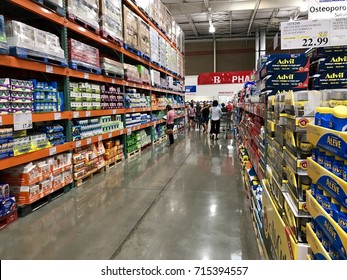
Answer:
187;15;199;38
266;8;279;33
247;0;261;35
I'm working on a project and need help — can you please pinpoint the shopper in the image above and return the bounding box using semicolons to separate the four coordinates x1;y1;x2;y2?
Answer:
209;100;222;140
201;101;210;134
187;101;196;129
195;101;202;130
166;105;175;145
225;101;233;131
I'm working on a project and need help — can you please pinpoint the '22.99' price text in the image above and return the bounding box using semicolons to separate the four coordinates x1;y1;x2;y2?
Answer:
194;267;248;276
302;37;328;47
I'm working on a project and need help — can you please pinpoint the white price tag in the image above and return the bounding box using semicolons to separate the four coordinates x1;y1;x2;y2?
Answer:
46;65;53;73
126;82;129;86
112;79;115;84
84;73;89;79
98;135;102;142
0;116;2;126
154;121;157;126
13;113;33;131
330;18;347;46
281;19;330;50
86;138;92;145
127;128;132;135
108;132;112;138
73;111;79;118
112;109;117;114
132;109;135;113
86;111;91;117
76;141;81;148
49;147;57;156
54;113;61;120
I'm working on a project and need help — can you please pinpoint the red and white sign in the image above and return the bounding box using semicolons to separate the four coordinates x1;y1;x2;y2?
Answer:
197;71;252;85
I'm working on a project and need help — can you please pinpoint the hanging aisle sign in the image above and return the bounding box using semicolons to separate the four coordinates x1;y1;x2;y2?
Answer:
197;71;252;85
280;18;347;50
308;0;347;20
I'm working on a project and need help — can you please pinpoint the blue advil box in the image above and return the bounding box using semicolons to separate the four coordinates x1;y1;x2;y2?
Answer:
307;46;347;59
312;71;347;90
260;54;310;79
311;55;347;73
261;72;309;92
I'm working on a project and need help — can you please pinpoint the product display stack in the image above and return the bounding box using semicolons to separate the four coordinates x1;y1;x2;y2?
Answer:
32;80;64;113
304;46;347;260
1;152;72;216
100;85;124;110
67;0;100;33
99;0;123;45
0;15;8;54
100;57;124;78
73;142;105;187
69;82;101;111
103;138;124;170
126;132;141;157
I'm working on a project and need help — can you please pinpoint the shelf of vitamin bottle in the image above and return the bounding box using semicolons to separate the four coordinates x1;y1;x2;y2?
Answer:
306;222;332;260
125;107;152;113
0;142;72;170
124;0;183;56
307;124;347;160
307;157;347;209
306;190;347;260
71;109;125;119
72;129;126;149
236;102;265;119
0;111;71;126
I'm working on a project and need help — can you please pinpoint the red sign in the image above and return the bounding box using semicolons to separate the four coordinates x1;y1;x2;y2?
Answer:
198;71;253;85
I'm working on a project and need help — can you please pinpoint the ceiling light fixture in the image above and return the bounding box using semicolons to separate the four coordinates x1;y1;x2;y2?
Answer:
209;25;215;33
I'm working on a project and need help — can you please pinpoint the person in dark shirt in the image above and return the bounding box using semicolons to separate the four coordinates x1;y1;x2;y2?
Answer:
201;101;210;134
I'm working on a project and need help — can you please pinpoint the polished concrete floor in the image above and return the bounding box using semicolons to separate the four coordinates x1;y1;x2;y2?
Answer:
0;129;261;260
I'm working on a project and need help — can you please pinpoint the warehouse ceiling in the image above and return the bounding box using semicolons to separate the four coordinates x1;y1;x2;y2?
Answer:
162;0;309;40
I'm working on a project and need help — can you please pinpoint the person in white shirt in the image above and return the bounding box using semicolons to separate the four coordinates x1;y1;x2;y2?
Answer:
209;100;223;140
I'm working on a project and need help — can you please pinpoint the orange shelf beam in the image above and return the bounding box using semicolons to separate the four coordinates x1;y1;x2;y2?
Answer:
0;55;67;75
151;106;166;111
0;143;72;170
124;80;151;90
71;109;126;119
0;112;71;126
72;129;126;149
125;107;152;113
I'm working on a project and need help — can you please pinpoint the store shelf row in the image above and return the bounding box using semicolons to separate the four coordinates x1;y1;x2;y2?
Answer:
0;118;171;170
0;107;186;125
236;102;266;119
5;0;184;81
0;56;184;95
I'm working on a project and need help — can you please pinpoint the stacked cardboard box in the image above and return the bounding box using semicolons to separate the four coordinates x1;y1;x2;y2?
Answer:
67;0;99;32
99;0;123;43
138;19;150;58
123;5;139;50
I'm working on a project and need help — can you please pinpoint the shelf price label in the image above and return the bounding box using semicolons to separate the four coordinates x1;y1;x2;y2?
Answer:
73;112;79;118
49;147;57;156
84;73;89;79
76;141;81;148
86;111;91;117
108;132;112;139
127;128;132;136
14;113;33;131
45;65;53;73
0;116;2;126
98;135;102;142
112;109;117;115
112;79;115;84
54;113;61;120
86;138;92;145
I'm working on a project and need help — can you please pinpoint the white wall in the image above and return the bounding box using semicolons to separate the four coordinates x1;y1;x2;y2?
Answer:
185;75;242;103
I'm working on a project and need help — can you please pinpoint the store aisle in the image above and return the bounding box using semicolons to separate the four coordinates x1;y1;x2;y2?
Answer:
0;130;260;260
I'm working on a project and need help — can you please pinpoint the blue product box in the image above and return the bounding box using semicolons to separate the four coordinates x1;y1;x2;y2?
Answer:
261;73;309;92
0;15;8;53
260;55;310;79
312;71;347;90
1;196;17;217
311;56;347;73
308;47;347;59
